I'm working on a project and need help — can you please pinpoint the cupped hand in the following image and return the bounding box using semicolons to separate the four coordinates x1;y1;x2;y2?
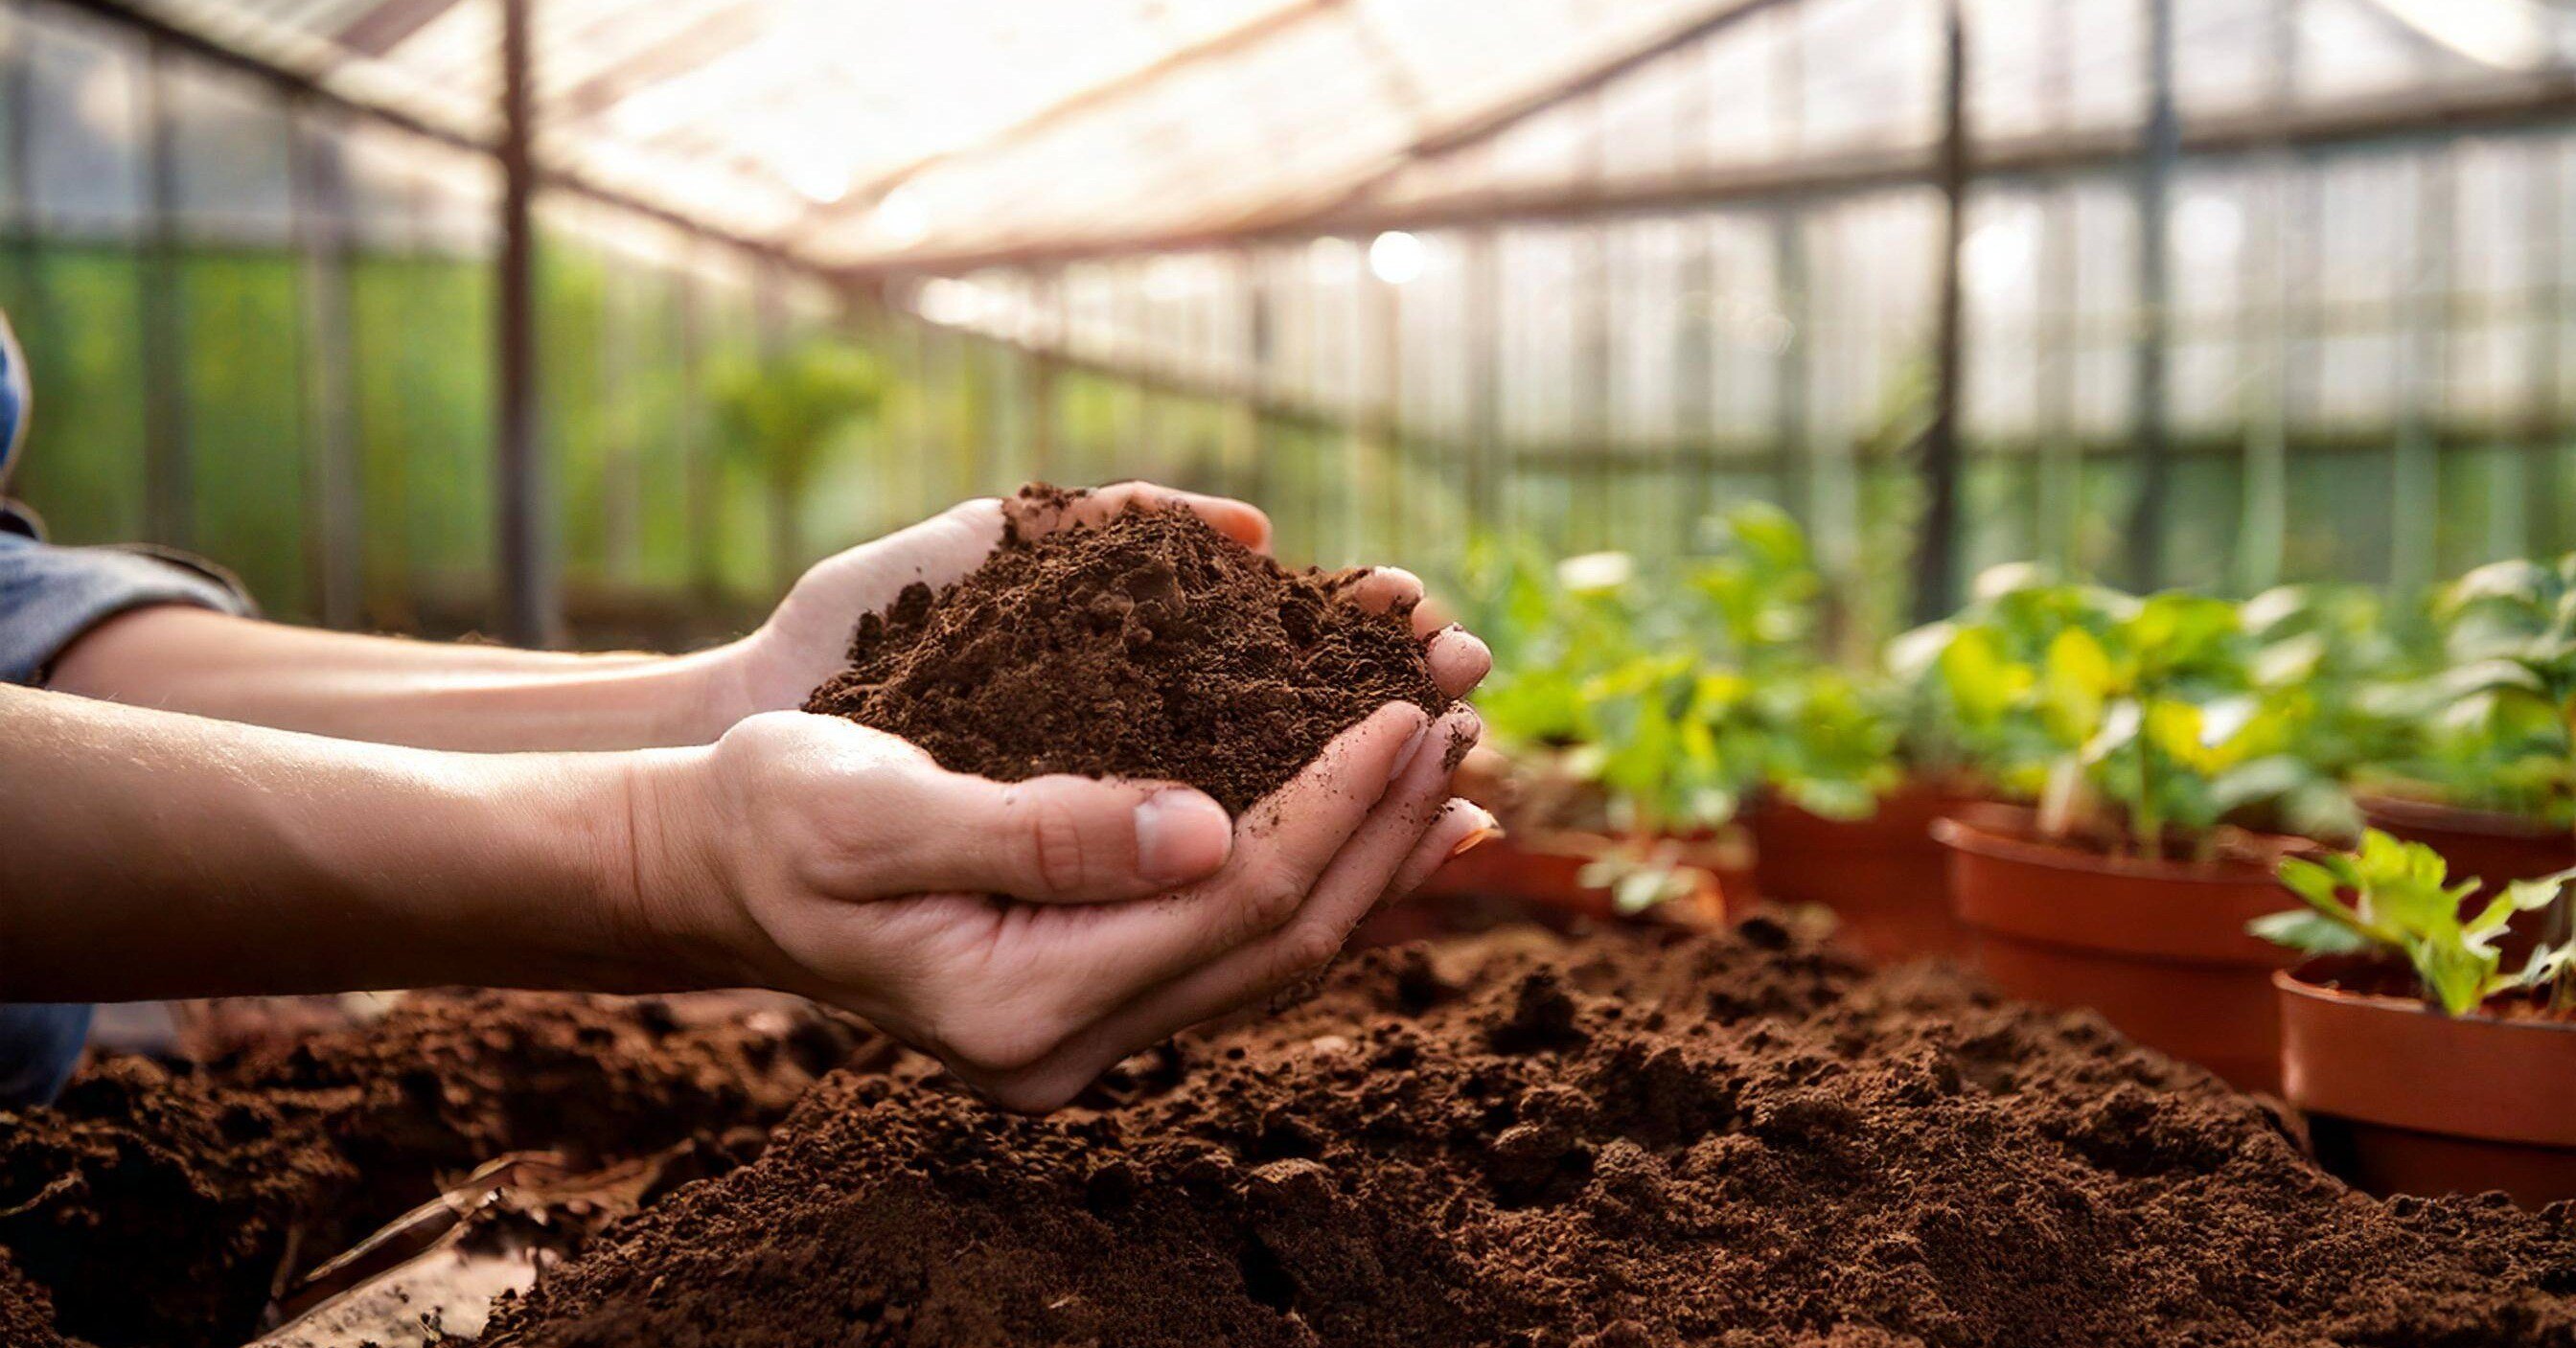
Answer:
630;555;1493;1110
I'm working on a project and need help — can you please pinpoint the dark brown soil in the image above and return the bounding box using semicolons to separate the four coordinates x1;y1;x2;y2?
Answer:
477;918;2576;1348
0;991;870;1348
0;1250;66;1348
803;485;1447;816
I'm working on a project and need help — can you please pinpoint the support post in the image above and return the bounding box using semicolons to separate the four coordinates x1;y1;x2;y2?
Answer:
2523;140;2564;559
678;256;717;600
494;0;555;646
1910;0;1968;624
1241;252;1275;511
138;34;191;550
1770;211;1809;525
1463;228;1502;532
289;101;362;628
2124;0;2177;590
2390;151;2450;598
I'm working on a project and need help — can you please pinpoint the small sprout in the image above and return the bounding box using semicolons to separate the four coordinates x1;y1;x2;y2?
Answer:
2252;829;2575;1017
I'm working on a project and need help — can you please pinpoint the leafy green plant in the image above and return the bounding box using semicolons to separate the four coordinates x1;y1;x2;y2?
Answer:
1893;567;2355;859
2386;557;2576;826
2254;829;2574;1016
712;339;885;586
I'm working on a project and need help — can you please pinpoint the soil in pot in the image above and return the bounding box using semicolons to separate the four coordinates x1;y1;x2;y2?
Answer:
0;990;869;1348
478;919;2576;1348
2278;954;2576;1208
1939;805;2305;1091
805;485;1447;817
1752;778;1966;964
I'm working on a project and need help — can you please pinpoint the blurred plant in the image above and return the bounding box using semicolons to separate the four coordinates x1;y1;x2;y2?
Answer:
2374;558;2576;827
1892;565;2354;860
712;339;885;587
1451;506;1898;848
2254;829;2573;1017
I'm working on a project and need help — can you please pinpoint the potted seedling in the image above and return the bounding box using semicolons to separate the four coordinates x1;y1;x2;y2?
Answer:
1916;571;2352;1088
2253;830;2576;1205
1658;504;1961;961
2356;559;2576;921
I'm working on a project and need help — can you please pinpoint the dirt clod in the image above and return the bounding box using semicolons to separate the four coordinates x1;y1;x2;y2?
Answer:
803;485;1447;816
477;922;2576;1347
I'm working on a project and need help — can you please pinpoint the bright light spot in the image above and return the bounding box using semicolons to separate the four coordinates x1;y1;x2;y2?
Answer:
873;187;930;246
1368;231;1429;286
1962;211;2036;294
2174;195;2243;263
1556;551;1634;594
1143;259;1195;302
773;140;853;205
916;277;984;327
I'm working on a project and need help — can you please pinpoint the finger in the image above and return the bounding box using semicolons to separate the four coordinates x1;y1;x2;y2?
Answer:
1012;699;1433;1029
1342;566;1426;621
878;770;1233;903
1003;703;1481;1100
1424;627;1492;699
1014;482;1273;554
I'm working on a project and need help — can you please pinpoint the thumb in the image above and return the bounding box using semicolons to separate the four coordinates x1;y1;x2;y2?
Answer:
886;770;1233;903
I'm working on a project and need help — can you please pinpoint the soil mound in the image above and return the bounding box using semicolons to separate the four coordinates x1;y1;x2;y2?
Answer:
0;991;868;1348
803;485;1447;816
479;920;2576;1348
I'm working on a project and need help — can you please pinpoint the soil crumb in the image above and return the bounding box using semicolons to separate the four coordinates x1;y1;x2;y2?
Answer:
802;484;1447;816
0;1251;65;1348
0;990;869;1348
478;918;2576;1348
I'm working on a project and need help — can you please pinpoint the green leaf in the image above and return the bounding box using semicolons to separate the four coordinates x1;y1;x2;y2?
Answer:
2248;909;2372;955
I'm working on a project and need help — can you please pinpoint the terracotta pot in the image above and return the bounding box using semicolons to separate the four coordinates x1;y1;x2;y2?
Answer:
1937;806;2306;1091
2277;957;2576;1207
1752;779;1966;964
2358;794;2573;961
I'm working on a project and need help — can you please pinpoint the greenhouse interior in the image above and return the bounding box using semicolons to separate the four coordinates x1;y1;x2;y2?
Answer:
7;1;2576;1345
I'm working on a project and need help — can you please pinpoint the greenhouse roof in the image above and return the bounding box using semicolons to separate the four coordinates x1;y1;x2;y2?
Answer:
70;0;2576;273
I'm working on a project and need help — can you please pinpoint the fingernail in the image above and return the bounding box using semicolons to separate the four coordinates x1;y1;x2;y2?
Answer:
1389;718;1436;784
1450;807;1504;858
1135;790;1230;883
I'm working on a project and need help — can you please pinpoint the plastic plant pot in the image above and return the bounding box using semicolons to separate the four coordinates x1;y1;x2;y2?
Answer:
1751;777;1967;965
2358;794;2574;961
1936;805;2305;1092
2276;956;2576;1208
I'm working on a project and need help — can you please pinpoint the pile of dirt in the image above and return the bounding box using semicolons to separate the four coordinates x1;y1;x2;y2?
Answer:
480;919;2576;1348
0;991;870;1348
803;485;1447;816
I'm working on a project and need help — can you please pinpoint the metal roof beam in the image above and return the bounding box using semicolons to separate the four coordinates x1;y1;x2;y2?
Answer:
45;0;841;279
802;0;1347;229
841;73;2576;275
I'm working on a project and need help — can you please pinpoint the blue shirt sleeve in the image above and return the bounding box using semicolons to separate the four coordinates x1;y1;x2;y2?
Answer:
0;525;257;686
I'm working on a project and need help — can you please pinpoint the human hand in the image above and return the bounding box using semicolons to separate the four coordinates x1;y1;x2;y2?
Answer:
701;484;1275;738
624;575;1491;1111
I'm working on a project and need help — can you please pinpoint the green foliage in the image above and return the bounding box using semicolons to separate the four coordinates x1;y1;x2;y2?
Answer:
1456;506;1899;838
2382;557;2576;825
2254;830;2574;1016
711;339;885;492
1893;566;2355;857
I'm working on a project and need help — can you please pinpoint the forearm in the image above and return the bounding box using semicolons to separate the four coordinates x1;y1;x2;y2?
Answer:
0;683;691;1001
46;606;743;751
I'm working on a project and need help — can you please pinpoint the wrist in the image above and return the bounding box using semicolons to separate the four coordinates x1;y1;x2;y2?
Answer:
599;743;769;989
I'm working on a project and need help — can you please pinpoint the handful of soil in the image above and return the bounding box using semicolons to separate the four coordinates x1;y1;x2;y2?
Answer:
803;486;1448;816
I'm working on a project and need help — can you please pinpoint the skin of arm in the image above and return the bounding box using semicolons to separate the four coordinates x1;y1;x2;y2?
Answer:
0;681;1495;1111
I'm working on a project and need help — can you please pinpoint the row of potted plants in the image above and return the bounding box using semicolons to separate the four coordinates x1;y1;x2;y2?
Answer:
1433;530;2576;1203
